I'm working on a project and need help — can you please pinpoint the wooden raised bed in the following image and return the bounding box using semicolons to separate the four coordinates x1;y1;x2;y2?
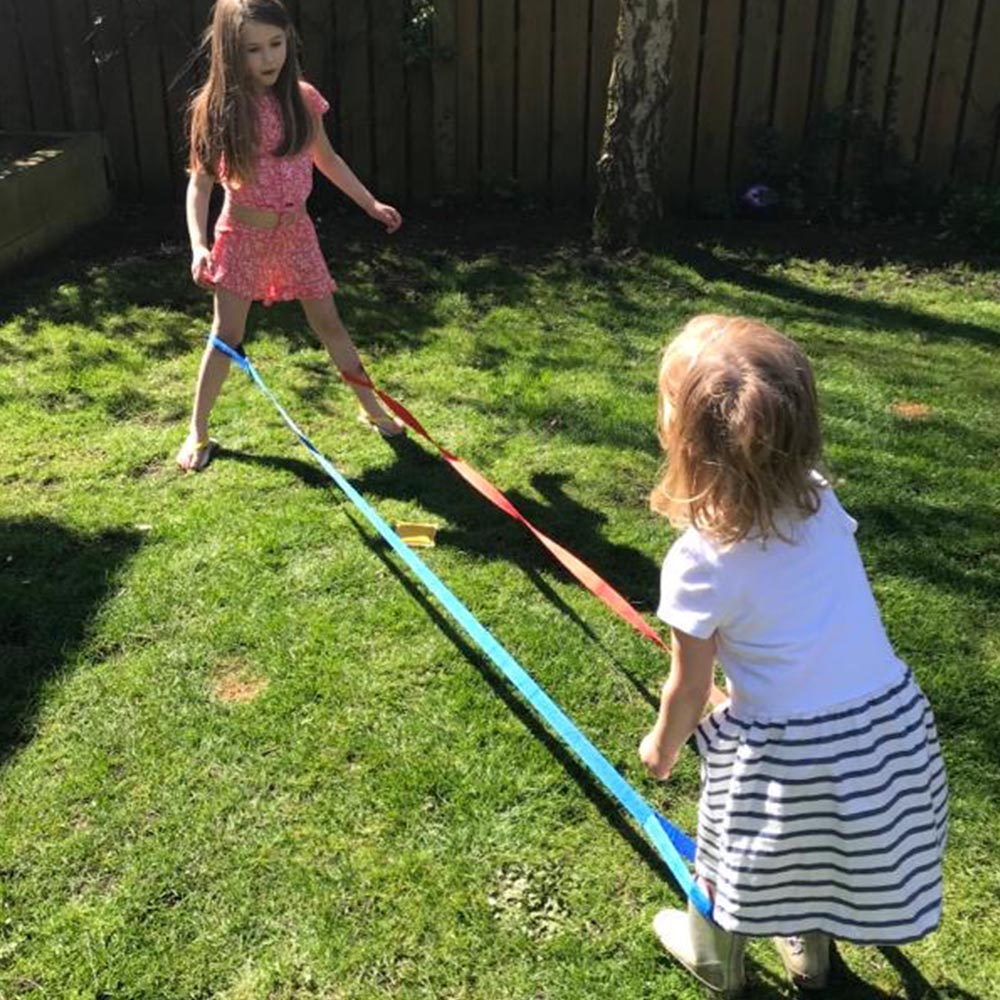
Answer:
0;132;113;273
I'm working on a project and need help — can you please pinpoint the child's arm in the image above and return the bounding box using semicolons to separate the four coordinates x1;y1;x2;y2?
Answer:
186;169;215;288
639;627;716;780
311;121;402;233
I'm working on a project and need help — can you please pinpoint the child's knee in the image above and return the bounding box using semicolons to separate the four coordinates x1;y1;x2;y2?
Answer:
211;325;244;348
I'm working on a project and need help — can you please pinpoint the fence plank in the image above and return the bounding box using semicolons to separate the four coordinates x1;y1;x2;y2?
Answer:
191;0;214;39
730;0;780;187
14;0;66;130
919;0;978;180
692;0;741;204
853;0;900;127
664;0;703;209
455;0;479;194
890;0;938;162
371;0;407;199
517;0;553;195
481;0;516;190
88;0;139;194
121;0;173;199
586;0;618;193
818;0;859;113
19;0;1000;210
806;0;858;194
332;0;373;184
157;0;197;193
299;0;334;96
0;0;32;130
431;0;458;193
52;0;102;131
550;0;590;200
772;0;820;151
956;0;1000;182
407;58;435;204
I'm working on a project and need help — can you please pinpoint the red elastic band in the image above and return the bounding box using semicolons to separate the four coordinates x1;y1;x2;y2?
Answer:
343;370;669;651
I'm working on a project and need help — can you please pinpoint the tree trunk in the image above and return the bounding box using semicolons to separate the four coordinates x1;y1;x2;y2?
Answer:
593;0;676;248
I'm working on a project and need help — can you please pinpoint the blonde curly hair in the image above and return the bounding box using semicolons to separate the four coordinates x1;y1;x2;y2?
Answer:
650;315;824;544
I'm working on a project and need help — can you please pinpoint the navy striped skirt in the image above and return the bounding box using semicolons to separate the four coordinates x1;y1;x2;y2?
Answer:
694;670;948;943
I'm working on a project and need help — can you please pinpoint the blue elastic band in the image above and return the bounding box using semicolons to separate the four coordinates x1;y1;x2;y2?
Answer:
209;334;710;918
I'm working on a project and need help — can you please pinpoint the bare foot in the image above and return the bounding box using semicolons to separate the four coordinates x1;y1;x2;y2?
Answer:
176;434;216;471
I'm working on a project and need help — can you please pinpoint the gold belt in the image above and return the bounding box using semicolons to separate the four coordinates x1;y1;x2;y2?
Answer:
227;202;306;228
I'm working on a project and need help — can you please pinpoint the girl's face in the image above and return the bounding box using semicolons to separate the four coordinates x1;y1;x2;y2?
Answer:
241;19;287;91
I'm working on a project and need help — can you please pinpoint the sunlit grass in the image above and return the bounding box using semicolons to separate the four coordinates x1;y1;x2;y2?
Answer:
1;211;997;998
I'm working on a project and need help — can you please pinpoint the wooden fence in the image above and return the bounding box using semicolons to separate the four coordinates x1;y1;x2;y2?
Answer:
1;0;998;207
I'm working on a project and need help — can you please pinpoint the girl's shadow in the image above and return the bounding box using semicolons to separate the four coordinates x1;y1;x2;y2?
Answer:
1;517;144;767
218;436;666;709
351;437;660;606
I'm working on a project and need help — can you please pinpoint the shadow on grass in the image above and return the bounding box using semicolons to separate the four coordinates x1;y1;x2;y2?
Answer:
343;512;973;1000
214;440;664;713
738;942;984;999
346;439;666;702
353;443;660;606
3;208;994;380
339;512;675;886
0;517;143;767
817;944;985;1000
877;945;983;1000
854;501;999;606
652;235;998;348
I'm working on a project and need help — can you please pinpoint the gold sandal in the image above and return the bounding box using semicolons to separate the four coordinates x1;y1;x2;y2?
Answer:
177;437;216;472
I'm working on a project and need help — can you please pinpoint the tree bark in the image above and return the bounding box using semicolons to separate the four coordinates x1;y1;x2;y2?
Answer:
593;0;676;249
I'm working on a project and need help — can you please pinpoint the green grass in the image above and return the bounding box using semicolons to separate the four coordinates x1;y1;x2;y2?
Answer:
1;210;997;999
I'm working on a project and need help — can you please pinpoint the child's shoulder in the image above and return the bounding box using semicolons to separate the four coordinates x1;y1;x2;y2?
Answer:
298;79;329;117
666;526;725;569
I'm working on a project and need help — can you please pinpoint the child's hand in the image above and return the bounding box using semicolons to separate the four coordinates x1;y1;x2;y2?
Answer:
639;726;678;781
191;246;214;289
369;201;402;234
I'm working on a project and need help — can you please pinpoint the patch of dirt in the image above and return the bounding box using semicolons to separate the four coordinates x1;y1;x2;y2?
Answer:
211;660;268;704
891;401;932;420
487;860;573;941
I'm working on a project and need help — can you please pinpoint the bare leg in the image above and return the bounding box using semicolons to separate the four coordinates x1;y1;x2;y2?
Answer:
300;295;404;436
176;288;254;469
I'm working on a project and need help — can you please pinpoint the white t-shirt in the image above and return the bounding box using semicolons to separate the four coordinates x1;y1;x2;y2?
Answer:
656;484;906;719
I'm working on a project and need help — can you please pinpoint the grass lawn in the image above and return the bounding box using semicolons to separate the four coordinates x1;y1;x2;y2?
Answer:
1;208;997;999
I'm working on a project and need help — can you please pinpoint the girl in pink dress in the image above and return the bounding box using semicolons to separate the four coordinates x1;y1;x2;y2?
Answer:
177;0;404;471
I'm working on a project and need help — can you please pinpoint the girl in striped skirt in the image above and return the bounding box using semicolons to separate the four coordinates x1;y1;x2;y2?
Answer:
638;315;948;997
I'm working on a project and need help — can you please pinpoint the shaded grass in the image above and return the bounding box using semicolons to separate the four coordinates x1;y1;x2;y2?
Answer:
0;209;997;998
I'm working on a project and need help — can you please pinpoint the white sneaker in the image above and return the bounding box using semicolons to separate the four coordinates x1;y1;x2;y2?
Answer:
773;932;831;990
653;904;746;997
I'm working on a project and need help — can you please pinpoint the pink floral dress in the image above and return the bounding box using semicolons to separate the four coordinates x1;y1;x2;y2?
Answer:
210;81;337;305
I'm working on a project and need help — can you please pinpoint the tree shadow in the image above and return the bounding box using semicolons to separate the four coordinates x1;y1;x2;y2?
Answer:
0;517;144;767
349;436;662;630
338;511;674;888
6;207;992;386
356;446;658;595
843;493;1000;782
0;221;206;365
212;438;663;710
663;239;998;349
657;219;1000;275
851;501;999;607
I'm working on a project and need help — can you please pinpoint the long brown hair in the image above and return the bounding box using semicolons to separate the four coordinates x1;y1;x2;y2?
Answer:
650;315;824;544
187;0;313;184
